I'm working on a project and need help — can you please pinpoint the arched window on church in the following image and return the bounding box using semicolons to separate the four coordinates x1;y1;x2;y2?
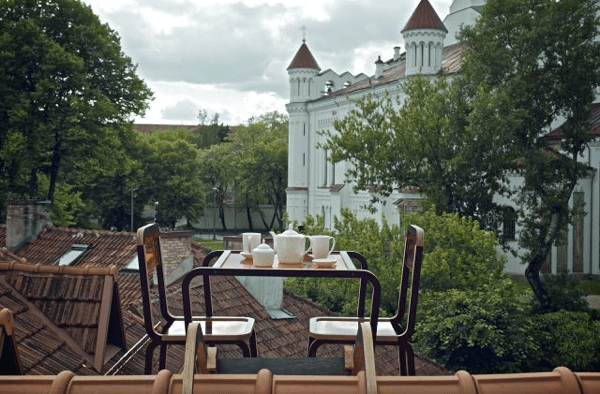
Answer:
503;206;516;241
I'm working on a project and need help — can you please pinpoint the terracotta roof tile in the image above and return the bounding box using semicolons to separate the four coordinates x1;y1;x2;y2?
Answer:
287;42;321;71
134;124;200;134
0;282;94;375
0;262;125;372
546;103;600;139
315;43;464;102
402;0;448;33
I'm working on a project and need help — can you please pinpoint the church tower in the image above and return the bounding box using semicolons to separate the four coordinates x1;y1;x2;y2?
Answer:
285;39;321;222
402;0;448;76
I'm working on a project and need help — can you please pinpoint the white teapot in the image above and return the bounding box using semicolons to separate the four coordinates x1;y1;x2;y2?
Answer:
270;224;310;263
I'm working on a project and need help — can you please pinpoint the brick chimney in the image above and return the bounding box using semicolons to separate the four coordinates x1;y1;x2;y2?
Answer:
6;200;51;253
159;231;195;285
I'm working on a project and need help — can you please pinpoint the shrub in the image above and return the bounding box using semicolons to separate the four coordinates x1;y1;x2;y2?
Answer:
527;310;600;372
405;208;507;293
414;280;537;373
537;267;589;312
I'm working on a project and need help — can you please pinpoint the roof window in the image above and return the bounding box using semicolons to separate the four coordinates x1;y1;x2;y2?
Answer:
121;255;139;273
55;243;89;266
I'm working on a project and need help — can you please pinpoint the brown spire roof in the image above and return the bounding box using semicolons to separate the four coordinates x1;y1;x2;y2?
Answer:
402;0;448;33
287;42;321;71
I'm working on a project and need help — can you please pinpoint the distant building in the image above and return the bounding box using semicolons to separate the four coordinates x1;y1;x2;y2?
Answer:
285;0;600;277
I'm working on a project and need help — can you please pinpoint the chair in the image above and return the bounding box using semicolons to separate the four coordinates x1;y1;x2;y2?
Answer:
308;224;424;376
136;223;257;374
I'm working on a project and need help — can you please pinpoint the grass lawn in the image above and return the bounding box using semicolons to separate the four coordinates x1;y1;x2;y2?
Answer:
196;239;223;251
579;279;600;295
512;277;600;296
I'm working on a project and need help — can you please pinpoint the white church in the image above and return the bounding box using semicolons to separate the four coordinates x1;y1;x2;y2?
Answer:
284;0;600;277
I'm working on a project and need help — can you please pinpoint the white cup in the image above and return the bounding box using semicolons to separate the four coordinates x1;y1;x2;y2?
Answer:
310;235;336;259
242;232;261;254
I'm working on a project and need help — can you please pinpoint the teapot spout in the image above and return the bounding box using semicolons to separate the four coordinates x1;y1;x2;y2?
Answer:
269;231;277;251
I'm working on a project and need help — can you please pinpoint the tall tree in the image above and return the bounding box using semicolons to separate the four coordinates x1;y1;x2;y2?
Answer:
198;142;236;231
232;112;288;230
460;0;600;309
139;130;205;229
323;75;510;232
0;0;152;210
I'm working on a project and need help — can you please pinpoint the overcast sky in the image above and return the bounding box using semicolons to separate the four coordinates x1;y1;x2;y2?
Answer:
82;0;454;126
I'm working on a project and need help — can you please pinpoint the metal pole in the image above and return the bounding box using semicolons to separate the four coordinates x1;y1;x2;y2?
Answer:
213;187;218;240
130;188;135;232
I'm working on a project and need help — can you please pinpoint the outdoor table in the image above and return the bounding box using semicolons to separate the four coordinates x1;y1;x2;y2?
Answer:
182;250;381;345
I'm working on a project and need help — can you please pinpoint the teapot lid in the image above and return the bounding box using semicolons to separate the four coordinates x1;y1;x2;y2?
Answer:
281;224;302;236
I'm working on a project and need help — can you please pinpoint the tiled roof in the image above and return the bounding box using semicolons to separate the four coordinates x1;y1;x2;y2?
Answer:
402;0;448;33
545;103;600;140
0;262;125;373
0;224;447;376
287;42;321;71
134;124;200;134
314;43;465;102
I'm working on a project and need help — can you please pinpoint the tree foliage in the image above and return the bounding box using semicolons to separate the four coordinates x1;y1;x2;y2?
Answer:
322;73;509;235
0;0;152;218
459;0;600;309
231;112;288;231
139;129;205;229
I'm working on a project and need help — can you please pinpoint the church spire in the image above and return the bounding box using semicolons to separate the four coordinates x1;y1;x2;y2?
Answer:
402;0;448;33
287;41;320;71
402;0;447;76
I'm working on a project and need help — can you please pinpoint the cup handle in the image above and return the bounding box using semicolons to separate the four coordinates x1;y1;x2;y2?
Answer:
305;236;312;255
329;237;336;254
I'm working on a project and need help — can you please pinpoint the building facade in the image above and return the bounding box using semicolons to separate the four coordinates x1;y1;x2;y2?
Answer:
285;0;600;277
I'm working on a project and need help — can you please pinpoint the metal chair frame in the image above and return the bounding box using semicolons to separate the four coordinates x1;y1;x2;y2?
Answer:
308;224;424;375
137;223;257;374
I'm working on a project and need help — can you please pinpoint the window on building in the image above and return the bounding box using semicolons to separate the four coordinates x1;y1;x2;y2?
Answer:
55;243;90;266
323;150;328;185
503;207;516;241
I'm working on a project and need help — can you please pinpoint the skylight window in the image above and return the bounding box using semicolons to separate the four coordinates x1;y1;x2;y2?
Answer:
55;243;89;266
121;255;139;273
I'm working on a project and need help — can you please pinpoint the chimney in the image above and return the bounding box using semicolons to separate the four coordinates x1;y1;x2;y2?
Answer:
394;46;401;60
375;56;384;78
6;200;51;253
158;231;195;285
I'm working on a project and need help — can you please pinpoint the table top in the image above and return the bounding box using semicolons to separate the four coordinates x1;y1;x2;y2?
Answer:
213;250;356;271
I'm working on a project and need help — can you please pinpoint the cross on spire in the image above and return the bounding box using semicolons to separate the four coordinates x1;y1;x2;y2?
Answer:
300;25;307;43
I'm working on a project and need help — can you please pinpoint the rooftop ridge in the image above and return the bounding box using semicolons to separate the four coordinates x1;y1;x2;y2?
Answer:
0;261;118;278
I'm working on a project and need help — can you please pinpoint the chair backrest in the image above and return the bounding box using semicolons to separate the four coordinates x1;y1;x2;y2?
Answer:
137;223;174;338
390;224;424;339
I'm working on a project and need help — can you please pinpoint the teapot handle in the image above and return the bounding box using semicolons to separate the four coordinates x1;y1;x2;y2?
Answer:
304;235;312;255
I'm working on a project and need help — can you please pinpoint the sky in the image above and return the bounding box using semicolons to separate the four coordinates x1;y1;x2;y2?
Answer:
82;0;454;126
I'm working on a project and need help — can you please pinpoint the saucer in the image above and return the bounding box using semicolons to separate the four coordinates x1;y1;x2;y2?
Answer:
312;258;337;266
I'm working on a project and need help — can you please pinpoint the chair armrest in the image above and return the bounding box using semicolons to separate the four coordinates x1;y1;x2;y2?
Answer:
183;323;218;394
352;322;377;394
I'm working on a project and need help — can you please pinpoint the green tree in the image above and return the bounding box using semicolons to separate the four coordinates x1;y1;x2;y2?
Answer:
198;142;236;231
232;112;288;230
322;75;509;233
139;130;205;229
0;0;152;214
459;0;600;309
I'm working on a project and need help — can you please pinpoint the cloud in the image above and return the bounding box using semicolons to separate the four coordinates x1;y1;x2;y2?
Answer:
160;99;198;122
86;0;453;124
